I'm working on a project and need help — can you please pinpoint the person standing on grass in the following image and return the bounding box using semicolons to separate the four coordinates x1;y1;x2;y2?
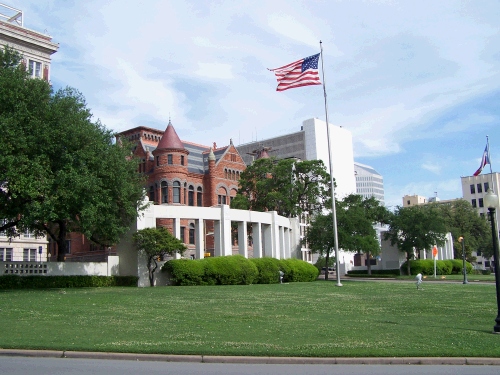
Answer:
416;273;423;290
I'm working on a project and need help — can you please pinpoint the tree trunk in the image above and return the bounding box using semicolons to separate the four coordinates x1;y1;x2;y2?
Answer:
56;221;68;262
147;257;158;287
366;252;372;275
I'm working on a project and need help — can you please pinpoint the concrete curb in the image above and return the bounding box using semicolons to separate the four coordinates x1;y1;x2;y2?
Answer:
1;349;500;365
0;349;500;366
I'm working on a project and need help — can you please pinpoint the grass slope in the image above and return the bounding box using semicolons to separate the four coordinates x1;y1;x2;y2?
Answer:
1;280;499;357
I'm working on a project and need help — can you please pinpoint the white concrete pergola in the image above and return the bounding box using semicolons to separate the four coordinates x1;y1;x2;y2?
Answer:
116;203;301;286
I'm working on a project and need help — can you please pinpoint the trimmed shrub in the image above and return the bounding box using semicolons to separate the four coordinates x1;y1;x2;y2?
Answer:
163;259;207;286
401;259;472;275
0;275;138;289
250;257;281;284
280;258;319;282
164;255;258;286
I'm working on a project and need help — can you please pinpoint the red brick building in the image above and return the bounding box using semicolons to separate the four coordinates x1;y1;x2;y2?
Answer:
117;121;247;257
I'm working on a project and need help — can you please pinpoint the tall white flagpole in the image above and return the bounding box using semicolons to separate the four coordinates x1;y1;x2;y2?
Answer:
320;40;342;287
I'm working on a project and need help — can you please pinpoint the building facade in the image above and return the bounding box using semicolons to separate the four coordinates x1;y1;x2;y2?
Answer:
117;121;248;258
0;4;58;82
461;173;500;270
354;162;385;205
236;118;356;199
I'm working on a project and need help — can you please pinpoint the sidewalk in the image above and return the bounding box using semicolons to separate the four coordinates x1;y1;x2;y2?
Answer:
1;349;500;365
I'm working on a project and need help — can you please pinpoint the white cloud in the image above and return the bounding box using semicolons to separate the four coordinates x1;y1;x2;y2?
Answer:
195;62;234;80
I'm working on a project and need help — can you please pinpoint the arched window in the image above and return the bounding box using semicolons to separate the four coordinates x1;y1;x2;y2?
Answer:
197;186;203;206
184;182;187;204
188;185;194;206
224;169;228;179
189;223;195;245
232;170;235;180
173;181;181;203
218;186;227;205
161;181;168;203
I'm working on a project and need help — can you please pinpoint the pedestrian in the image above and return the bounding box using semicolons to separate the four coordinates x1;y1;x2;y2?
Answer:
415;273;423;290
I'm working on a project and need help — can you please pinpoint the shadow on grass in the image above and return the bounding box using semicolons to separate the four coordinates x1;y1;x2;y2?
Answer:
376;319;492;335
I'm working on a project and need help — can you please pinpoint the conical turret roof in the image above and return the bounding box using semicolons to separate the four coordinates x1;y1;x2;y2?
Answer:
157;120;184;150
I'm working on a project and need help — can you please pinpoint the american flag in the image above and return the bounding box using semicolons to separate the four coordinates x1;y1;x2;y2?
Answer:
269;53;321;91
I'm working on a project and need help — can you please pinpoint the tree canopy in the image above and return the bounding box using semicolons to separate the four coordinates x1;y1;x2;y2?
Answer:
231;157;331;217
305;194;389;278
133;227;186;286
436;199;492;260
384;204;448;275
0;46;146;260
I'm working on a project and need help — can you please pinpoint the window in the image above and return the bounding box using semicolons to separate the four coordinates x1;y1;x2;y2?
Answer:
168;154;173;164
149;186;155;202
470;184;475;194
0;248;13;261
188;185;194;206
23;248;36;261
484;182;489;192
156;156;160;166
173;181;181;203
197;187;203;206
181;155;185;165
477;183;483;193
161;181;168;203
189;223;195;245
479;198;484;208
472;199;477;208
65;240;71;254
184;183;187;204
28;60;42;78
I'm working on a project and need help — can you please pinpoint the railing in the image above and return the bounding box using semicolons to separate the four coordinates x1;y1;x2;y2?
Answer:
3;262;48;275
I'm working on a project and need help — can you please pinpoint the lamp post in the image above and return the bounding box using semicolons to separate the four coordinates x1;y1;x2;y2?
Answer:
458;237;468;284
483;188;500;333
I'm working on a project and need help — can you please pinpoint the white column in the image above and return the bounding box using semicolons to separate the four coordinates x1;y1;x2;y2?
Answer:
220;205;232;256
195;219;204;259
279;226;285;259
252;223;262;258
284;227;291;259
263;224;273;257
173;218;181;259
238;221;248;258
271;211;280;259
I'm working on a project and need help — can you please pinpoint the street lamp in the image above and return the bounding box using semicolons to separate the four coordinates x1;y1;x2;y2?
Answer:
483;188;500;333
458;236;468;284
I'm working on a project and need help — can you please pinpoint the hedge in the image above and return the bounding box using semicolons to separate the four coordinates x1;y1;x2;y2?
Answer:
163;256;318;286
0;275;139;289
164;255;259;286
401;259;473;275
347;269;400;276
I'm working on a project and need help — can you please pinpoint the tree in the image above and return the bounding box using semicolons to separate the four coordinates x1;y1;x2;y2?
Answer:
132;227;187;286
437;200;491;261
232;158;331;217
0;46;146;260
336;195;390;275
304;194;389;279
384;205;448;275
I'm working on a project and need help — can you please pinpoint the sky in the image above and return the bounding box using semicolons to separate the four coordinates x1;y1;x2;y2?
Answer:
6;0;500;209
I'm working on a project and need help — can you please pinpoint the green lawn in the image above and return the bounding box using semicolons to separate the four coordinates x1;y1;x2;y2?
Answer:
1;280;499;357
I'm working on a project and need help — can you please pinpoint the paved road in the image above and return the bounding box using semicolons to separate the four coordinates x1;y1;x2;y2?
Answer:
1;356;500;375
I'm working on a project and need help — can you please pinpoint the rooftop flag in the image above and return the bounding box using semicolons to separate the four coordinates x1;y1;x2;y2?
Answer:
473;143;490;176
269;53;321;91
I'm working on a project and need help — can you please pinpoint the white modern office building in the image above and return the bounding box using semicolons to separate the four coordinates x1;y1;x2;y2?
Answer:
354;162;385;205
236;118;356;199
